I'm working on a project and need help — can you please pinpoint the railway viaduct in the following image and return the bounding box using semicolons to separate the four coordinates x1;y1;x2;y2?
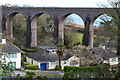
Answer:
0;6;113;48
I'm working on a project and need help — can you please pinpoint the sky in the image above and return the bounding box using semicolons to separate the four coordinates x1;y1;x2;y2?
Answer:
0;0;109;7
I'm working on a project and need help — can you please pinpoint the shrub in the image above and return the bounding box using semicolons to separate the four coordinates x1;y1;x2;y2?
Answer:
64;64;110;78
23;62;30;65
54;65;61;70
24;64;39;70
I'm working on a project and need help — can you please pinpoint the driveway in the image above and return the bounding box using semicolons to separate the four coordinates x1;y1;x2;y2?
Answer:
25;70;64;77
11;70;26;76
11;70;64;77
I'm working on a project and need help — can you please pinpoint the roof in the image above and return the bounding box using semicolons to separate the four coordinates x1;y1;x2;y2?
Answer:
26;49;72;62
3;41;22;53
91;47;117;60
39;46;57;50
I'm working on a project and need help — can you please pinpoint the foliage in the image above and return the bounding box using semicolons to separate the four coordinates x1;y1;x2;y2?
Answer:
103;0;120;54
24;64;39;70
56;44;66;69
73;46;103;66
54;65;61;70
57;44;66;54
64;64;110;78
94;15;118;48
37;14;55;46
64;25;83;48
23;62;30;65
12;13;26;47
10;13;55;48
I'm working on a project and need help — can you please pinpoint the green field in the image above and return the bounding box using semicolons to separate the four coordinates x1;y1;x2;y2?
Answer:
64;31;83;47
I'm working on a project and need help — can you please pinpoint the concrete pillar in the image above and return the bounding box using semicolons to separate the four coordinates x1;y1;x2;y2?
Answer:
26;15;31;48
6;16;13;37
58;20;64;44
89;23;94;48
53;16;64;45
53;16;59;44
83;14;93;48
31;18;37;47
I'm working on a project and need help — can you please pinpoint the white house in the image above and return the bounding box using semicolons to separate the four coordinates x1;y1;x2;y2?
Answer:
1;40;22;69
92;47;118;66
26;47;80;70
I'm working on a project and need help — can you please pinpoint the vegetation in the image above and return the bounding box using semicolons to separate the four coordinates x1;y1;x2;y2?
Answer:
64;25;83;48
54;65;61;70
64;64;111;78
56;44;66;69
94;14;117;48
23;62;39;70
37;14;54;46
73;46;103;66
12;13;26;48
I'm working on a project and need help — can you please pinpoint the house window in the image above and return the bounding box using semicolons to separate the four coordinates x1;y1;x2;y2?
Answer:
50;62;57;65
111;58;116;62
7;53;17;58
64;61;67;64
69;60;78;65
32;60;33;64
8;62;16;69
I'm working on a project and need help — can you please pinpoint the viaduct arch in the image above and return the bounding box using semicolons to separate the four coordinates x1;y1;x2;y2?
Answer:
1;6;114;48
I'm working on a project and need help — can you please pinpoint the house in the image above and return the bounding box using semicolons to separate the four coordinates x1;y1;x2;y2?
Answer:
91;47;118;66
26;47;80;70
1;40;22;69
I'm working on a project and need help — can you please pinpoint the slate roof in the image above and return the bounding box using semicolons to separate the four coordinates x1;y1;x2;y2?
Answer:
26;49;73;62
91;47;117;60
3;41;22;53
39;46;57;50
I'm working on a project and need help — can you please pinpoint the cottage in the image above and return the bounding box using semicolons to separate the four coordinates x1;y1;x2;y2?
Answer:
92;47;118;66
1;41;22;69
26;49;72;70
26;47;80;70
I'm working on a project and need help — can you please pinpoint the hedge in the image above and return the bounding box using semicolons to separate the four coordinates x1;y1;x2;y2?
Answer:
23;62;30;65
64;64;110;78
24;64;39;70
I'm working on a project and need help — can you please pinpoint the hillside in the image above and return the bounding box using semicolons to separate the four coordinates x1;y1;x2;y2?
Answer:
64;22;84;28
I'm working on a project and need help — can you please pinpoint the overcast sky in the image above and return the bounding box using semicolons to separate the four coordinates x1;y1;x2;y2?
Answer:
0;0;109;7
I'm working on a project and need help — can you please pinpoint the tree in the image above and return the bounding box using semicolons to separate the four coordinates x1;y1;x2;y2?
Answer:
101;0;120;78
56;44;66;69
73;46;103;66
94;17;118;48
37;14;54;46
104;0;120;55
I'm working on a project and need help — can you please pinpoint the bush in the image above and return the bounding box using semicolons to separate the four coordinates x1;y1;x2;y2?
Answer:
64;64;110;78
26;71;35;76
54;65;61;70
23;62;30;65
24;64;39;70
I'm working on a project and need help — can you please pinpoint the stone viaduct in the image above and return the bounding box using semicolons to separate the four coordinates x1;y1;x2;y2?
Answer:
0;6;113;48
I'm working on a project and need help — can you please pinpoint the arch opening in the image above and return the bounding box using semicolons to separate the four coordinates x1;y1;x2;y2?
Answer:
93;14;117;50
60;13;85;48
31;13;55;47
5;13;27;47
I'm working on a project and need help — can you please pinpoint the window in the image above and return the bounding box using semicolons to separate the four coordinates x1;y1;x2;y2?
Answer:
69;60;78;65
7;53;17;58
50;62;58;65
8;62;16;69
111;58;116;62
64;61;67;64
